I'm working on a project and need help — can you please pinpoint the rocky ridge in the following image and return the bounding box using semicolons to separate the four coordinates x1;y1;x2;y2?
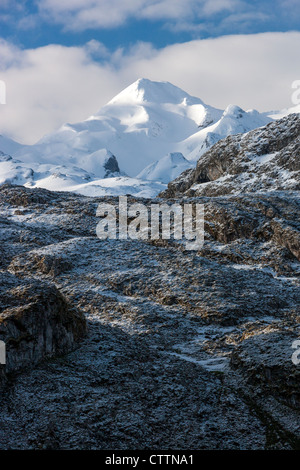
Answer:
161;114;300;198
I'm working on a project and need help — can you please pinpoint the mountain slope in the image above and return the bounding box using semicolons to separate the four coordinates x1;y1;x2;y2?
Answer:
0;135;24;155
137;152;193;183
0;149;123;187
161;114;300;198
179;105;272;162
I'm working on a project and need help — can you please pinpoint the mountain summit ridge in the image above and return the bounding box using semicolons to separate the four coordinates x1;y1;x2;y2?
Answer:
107;78;206;106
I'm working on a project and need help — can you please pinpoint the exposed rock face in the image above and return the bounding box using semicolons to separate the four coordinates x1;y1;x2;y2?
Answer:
104;153;120;176
9;250;73;277
198;194;300;264
231;331;300;407
0;274;87;376
0;183;61;206
0;184;87;384
161;114;300;198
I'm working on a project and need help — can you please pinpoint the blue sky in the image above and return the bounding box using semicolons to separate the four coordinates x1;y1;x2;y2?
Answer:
1;0;300;51
0;1;299;143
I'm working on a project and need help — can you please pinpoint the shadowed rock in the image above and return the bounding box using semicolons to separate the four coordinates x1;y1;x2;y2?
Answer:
0;273;87;380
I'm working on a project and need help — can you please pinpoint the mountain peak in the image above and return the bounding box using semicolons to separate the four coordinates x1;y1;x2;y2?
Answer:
108;78;203;106
223;104;245;118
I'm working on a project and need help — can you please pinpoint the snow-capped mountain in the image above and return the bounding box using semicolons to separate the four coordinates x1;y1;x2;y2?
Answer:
15;78;224;177
0;78;297;197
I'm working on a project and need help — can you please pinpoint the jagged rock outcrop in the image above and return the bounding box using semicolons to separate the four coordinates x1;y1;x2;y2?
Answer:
9;251;73;277
161;114;300;198
198;194;300;263
231;330;300;407
0;182;62;206
0;272;87;380
104;153;120;176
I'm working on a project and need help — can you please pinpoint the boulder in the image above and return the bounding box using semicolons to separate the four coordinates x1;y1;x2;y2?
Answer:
0;273;87;380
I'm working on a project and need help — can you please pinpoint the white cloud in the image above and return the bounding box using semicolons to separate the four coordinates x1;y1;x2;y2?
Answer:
37;0;247;31
202;0;240;15
1;0;296;36
0;32;299;144
39;0;147;29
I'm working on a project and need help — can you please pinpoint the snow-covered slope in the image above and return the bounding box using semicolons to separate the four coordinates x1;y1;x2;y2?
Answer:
179;105;272;162
0;148;166;198
137;152;193;183
0;78;298;197
0;135;24;155
0;153;34;186
0;147;125;186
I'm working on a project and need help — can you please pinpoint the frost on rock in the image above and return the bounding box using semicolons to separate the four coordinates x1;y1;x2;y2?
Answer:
162;114;300;197
0;162;299;449
0;273;87;379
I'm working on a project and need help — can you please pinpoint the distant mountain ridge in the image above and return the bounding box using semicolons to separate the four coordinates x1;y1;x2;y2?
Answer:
0;78;298;197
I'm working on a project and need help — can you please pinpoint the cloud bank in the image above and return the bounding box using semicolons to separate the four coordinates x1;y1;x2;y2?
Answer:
0;32;299;144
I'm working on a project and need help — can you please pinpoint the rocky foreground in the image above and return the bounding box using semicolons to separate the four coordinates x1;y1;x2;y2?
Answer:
0;114;299;450
0;181;299;450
